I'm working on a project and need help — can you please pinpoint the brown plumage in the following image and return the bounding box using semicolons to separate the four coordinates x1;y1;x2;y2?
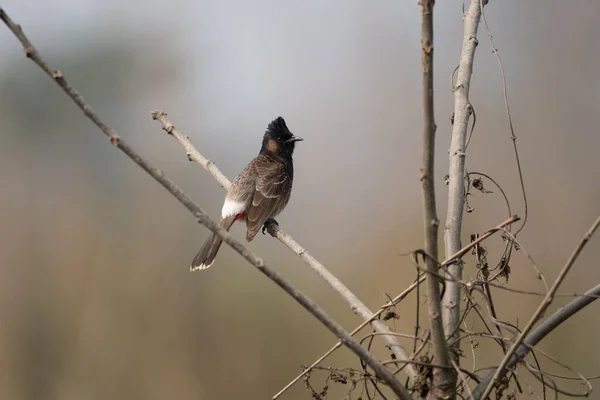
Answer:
191;117;303;270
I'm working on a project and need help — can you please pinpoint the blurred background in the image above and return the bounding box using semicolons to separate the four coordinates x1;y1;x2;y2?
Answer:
1;0;599;398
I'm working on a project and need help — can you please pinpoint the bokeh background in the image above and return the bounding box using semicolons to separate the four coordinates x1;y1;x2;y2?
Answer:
1;0;599;398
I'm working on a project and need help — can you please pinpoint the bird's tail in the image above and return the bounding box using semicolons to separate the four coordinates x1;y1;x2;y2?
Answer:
190;215;237;271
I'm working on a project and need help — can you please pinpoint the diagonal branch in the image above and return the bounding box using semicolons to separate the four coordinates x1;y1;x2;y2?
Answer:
0;8;411;400
419;0;452;398
151;111;420;386
474;215;600;399
443;0;483;375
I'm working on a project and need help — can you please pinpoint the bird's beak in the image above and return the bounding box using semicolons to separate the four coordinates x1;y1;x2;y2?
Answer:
285;136;304;144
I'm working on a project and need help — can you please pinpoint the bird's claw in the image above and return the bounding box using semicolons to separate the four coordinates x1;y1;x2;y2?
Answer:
262;218;279;235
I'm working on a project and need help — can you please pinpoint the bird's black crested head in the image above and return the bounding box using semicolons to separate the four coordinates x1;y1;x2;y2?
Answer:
261;117;303;157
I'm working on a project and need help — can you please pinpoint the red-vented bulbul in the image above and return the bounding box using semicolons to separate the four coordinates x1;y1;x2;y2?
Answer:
191;117;303;270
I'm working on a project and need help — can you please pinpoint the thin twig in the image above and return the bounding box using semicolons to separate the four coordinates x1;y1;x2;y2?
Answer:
473;217;600;399
443;0;484;377
462;319;477;376
452;360;474;400
492;227;549;292
420;1;453;398
526;366;600;381
359;332;424;344
464;171;517;290
0;9;411;400
524;362;577;399
483;283;600;299
523;348;592;397
479;3;529;236
470;232;508;364
466;172;512;218
463;106;477;151
383;359;481;383
393;330;431;377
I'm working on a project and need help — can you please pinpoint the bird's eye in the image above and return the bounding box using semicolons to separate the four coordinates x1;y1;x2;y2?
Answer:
276;137;283;143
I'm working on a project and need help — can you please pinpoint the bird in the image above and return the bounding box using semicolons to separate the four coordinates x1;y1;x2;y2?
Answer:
191;117;303;271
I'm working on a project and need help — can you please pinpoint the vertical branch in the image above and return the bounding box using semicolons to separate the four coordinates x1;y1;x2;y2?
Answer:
419;1;453;398
443;0;483;371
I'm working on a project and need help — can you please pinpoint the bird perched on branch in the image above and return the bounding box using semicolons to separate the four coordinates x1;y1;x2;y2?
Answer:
191;117;303;270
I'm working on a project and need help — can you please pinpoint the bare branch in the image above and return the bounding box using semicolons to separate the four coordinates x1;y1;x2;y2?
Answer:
0;8;411;400
474;216;600;399
419;0;453;398
443;0;483;376
151;111;420;388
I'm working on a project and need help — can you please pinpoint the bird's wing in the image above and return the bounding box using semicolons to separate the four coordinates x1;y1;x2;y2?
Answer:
245;155;291;241
221;162;257;218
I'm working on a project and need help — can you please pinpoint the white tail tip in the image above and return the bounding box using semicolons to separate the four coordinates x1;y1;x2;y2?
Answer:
190;262;213;271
